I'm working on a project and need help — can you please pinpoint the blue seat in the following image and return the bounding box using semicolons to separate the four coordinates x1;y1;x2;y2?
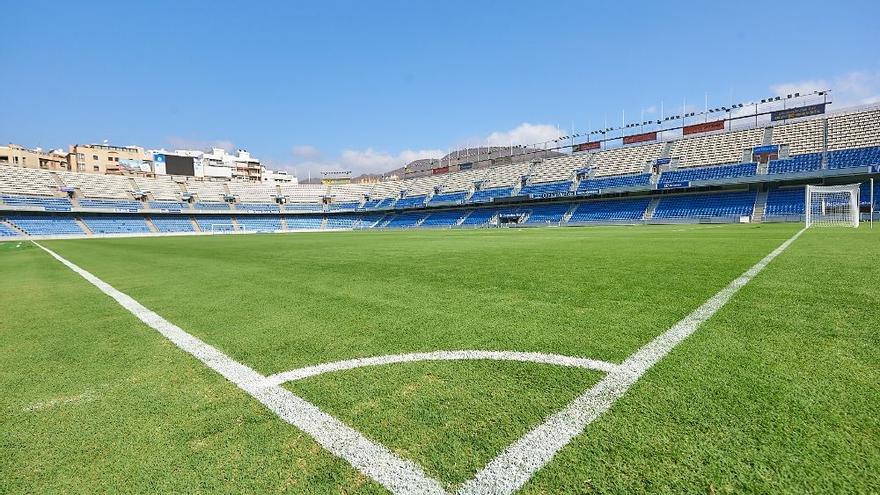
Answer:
5;214;84;235
568;198;651;223
428;191;468;206
237;203;281;212
195;215;236;232
767;153;822;174
79;199;143;211
524;203;571;224
654;191;756;218
284;216;323;229
151;216;195;232
384;212;426;228
236;215;282;232
827;146;880;169
329;201;360;211
658;163;757;187
395;195;427;209
765;187;806;217
149;201;190;212
469;187;513;203
519;181;572;197
1;195;72;211
81;215;150;234
577;174;651;194
195;202;231;210
421;210;467;227
284;202;323;212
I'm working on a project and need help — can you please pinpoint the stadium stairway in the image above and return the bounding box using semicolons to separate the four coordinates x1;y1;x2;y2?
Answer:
230;217;242;231
320;217;328;230
75;217;93;235
562;203;579;223
659;141;674;159
753;189;768;222
279;216;289;231
145;217;159;233
456;210;474;225
762;126;773;146
190;217;202;232
644;197;661;220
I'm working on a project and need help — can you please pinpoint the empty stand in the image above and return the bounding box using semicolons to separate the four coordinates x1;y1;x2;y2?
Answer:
0;166;60;196
658;162;757;186
577;173;651;194
828;109;880;151
772;119;825;155
79;199;144;210
764;187;806;218
284;216;323;230
767;153;823;175
58;172;134;199
568;198;651;223
150;216;195;233
519;181;572;197
132;176;183;201
81;215;150;234
827;146;880;169
653;191;756;219
469;187;513;203
669;128;763;168
590;143;662;176
236;215;283;232
1;195;72;211
4;214;83;235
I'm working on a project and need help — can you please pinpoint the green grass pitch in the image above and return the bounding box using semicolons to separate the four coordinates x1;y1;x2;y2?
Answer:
1;224;878;493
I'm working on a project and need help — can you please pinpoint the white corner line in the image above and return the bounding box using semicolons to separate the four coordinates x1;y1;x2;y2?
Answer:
267;350;618;386
456;227;807;495
31;241;447;495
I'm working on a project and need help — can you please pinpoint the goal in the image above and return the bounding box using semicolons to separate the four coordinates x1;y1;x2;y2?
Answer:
805;184;860;228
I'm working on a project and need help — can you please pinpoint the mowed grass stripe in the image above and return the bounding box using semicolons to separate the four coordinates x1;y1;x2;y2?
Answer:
39;224;798;375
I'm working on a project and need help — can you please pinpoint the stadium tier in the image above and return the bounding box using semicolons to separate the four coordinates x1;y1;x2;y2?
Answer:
469;187;513;203
2;104;879;237
5;213;84;235
568;198;652;223
653;191;756;219
78;199;143;210
151;216;195;233
236;215;283;232
658;162;757;187
82;215;151;234
519;181;572;197
149;201;190;211
1;195;72;211
577;173;651;194
767;153;823;175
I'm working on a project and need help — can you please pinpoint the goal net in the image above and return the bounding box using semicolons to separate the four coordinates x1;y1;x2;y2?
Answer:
805;184;860;228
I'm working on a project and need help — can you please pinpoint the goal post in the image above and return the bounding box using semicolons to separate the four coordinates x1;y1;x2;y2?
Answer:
805;184;860;228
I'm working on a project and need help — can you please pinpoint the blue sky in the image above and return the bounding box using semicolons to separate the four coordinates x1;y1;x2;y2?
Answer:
2;0;879;177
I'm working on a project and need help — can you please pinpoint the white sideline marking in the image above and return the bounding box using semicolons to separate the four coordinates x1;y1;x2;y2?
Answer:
456;227;807;495
267;350;618;386
32;241;447;495
33;227;805;495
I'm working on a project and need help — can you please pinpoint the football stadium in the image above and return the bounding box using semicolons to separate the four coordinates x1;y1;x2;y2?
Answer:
3;3;879;494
